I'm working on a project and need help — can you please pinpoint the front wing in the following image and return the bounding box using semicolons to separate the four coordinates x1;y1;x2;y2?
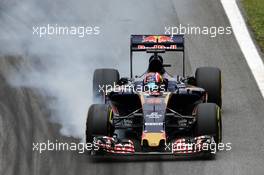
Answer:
91;135;216;156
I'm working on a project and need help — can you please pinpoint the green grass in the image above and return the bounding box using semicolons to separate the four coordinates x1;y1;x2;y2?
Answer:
242;0;264;52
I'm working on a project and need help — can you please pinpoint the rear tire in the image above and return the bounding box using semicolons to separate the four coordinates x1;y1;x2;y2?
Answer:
93;69;119;103
195;103;222;144
195;67;222;108
86;104;113;143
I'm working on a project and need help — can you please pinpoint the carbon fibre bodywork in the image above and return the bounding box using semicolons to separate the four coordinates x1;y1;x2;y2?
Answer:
92;78;210;154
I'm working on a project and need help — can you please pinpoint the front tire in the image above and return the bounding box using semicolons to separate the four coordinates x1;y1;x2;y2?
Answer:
195;67;222;108
86;104;113;143
195;103;222;144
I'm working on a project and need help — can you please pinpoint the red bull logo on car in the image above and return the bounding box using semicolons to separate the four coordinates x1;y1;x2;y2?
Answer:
143;35;174;43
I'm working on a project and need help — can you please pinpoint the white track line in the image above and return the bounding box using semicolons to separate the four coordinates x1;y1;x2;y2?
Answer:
221;0;264;98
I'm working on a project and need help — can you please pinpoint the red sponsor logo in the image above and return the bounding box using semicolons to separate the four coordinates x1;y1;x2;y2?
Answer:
143;36;158;43
143;35;174;43
158;36;174;43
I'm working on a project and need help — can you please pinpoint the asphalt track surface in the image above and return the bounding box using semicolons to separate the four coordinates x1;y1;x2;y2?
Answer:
1;0;264;175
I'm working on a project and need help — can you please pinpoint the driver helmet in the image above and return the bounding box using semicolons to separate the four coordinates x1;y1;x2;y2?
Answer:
148;55;165;74
144;72;163;92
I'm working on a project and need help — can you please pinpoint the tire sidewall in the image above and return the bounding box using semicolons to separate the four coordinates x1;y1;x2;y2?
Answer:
195;103;222;144
86;104;112;143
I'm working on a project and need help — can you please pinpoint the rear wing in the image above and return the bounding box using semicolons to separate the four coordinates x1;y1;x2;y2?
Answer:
131;35;184;51
130;35;185;78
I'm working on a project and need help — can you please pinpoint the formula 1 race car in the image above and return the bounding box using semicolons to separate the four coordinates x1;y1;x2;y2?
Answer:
86;35;222;158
